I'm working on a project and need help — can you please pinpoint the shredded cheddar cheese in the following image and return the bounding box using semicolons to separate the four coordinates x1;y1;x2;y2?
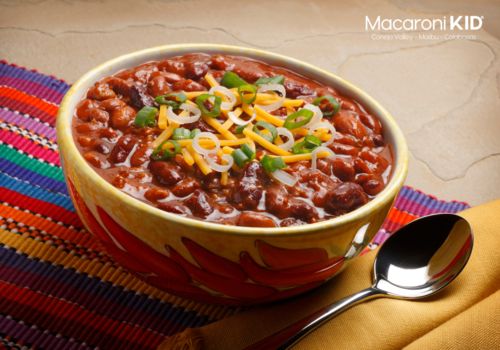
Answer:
205;74;219;87
187;144;212;175
181;148;195;166
158;105;168;129
242;128;292;156
151;121;180;149
265;151;333;163
161;137;251;149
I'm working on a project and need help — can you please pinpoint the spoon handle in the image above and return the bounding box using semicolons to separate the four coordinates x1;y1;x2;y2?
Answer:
244;287;382;350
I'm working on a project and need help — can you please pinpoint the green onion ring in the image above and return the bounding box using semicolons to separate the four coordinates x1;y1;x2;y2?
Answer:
241;143;256;161
312;95;341;116
235;125;246;134
151;140;181;160
231;149;250;168
155;93;188;109
254;75;285;87
305;134;322;149
190;128;201;139
260;154;287;172
220;72;248;88
283;109;314;130
238;84;257;104
134;106;158;127
253;121;278;143
173;128;191;140
196;94;222;117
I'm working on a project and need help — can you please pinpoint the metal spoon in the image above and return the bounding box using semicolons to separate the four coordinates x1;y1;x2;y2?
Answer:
245;213;473;350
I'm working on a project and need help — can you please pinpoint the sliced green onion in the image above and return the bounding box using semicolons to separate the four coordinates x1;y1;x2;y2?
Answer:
291;135;322;154
241;143;256;161
238;84;257;104
253;121;278;143
305;134;322;149
291;141;312;154
231;149;250;168
190;128;201;139
172;128;191;140
134;106;158;127
235;125;246;134
151;140;181;160
220;72;248;88
254;75;285;87
196;94;222;117
155;93;188;109
312;96;341;117
260;154;287;172
283;109;314;130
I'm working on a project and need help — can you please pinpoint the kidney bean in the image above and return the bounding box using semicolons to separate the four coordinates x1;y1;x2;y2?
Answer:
256;240;327;270
93;140;111;155
333;111;368;140
76;121;103;134
88;108;109;124
184;189;215;218
372;134;385;147
149;161;184;185
149;71;183;84
172;79;206;92
111;135;137;164
168;245;277;299
232;65;267;83
356;174;385;196
316;158;332;176
186;61;209;80
359;150;389;174
75;99;100;121
334;131;362;148
173;154;193;172
210;54;234;71
239;251;344;287
87;83;116;101
110;106;137;128
337;96;361;113
359;113;382;134
83;151;110;169
231;162;265;210
130;85;158;109
147;76;170;98
236;213;277;228
100;127;120;142
353;158;372;175
100;98;126;112
182;237;247;281
284;81;315;99
76;136;95;148
144;188;170;201
157;59;186;76
328;142;359;156
113;68;133;80
280;218;307;227
309;172;339;208
97;206;190;282
171;178;201;197
107;78;133;97
157;203;187;215
331;157;355;182
130;145;153;167
326;182;367;213
265;187;318;222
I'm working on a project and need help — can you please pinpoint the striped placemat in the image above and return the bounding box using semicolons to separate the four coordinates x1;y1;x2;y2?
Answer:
0;60;470;350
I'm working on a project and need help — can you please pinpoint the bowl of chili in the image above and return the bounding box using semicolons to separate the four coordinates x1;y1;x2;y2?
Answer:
57;44;408;305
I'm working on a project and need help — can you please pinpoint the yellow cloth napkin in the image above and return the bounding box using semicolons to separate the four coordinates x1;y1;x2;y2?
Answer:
159;199;500;350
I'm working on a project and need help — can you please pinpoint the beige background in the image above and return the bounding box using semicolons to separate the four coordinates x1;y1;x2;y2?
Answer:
1;0;499;206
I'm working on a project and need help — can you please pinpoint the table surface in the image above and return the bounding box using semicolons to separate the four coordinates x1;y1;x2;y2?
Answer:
2;0;499;207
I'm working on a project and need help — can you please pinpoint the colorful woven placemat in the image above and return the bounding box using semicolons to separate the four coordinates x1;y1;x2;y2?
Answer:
0;60;470;350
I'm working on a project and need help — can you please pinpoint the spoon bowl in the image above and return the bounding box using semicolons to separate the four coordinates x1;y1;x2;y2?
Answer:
245;213;473;350
374;213;473;298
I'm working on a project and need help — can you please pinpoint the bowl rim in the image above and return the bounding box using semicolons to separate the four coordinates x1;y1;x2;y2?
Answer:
57;43;409;237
